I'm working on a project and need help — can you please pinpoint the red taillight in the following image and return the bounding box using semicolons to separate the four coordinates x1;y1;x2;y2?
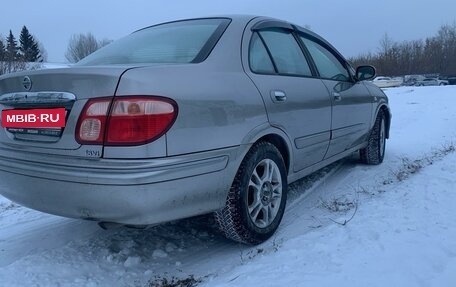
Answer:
76;96;178;146
76;97;111;145
106;97;177;145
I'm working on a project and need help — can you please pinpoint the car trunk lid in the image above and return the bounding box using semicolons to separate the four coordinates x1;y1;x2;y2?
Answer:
0;66;135;157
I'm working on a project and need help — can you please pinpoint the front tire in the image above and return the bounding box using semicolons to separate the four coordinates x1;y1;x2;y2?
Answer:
215;142;287;245
360;111;386;165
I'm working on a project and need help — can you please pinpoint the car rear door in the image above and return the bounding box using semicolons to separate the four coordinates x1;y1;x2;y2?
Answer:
298;34;373;158
243;20;332;172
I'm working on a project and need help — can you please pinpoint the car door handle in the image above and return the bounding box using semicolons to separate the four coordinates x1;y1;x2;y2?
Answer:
271;90;287;102
333;92;342;101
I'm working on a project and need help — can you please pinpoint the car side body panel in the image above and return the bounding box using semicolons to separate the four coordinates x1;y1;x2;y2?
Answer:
115;65;268;157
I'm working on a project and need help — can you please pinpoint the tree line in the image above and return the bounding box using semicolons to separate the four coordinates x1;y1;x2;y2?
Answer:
1;27;111;75
350;23;456;77
0;26;44;75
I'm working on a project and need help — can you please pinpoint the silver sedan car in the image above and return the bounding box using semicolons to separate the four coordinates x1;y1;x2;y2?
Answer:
0;16;391;244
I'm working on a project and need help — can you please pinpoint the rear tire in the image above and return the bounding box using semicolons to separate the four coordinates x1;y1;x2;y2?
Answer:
360;111;386;165
215;142;287;245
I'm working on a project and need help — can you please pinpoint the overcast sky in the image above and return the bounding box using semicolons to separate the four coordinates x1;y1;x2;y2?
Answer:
2;0;455;62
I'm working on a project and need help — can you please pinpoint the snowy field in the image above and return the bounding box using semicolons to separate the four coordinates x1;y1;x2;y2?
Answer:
1;86;456;287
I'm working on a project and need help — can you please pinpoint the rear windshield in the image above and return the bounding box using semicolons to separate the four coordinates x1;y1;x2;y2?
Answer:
77;18;229;66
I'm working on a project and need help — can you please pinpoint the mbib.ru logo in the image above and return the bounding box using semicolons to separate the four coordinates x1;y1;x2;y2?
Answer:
1;108;66;128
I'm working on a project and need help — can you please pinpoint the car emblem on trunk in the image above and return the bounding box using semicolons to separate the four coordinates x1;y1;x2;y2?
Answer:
22;76;32;91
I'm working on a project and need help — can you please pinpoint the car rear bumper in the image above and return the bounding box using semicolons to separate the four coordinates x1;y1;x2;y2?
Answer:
0;146;241;225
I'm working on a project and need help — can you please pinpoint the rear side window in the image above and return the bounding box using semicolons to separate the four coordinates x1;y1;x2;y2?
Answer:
258;29;312;76
77;19;229;65
300;37;350;81
249;33;275;74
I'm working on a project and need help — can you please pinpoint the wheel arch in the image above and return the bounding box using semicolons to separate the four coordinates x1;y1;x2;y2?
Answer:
380;105;391;139
240;124;293;174
376;104;391;139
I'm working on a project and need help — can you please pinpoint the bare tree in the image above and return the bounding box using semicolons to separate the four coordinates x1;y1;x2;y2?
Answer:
98;38;113;48
378;33;393;57
65;33;110;63
0;60;27;75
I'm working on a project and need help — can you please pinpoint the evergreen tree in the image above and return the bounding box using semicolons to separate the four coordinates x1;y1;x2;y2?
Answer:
0;38;6;61
6;30;20;61
19;26;41;62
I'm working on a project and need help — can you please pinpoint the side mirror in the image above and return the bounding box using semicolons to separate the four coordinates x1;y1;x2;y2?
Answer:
356;65;376;81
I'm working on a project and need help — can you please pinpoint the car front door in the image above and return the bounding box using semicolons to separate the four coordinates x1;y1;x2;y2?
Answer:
243;22;332;172
299;35;373;158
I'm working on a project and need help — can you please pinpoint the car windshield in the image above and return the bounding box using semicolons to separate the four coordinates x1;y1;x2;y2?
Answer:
77;18;228;66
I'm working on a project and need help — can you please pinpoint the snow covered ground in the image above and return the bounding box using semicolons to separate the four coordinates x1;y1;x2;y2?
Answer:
1;86;456;286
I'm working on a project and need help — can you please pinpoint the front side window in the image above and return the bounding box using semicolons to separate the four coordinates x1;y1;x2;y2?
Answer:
77;19;228;65
258;29;312;76
301;36;350;81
